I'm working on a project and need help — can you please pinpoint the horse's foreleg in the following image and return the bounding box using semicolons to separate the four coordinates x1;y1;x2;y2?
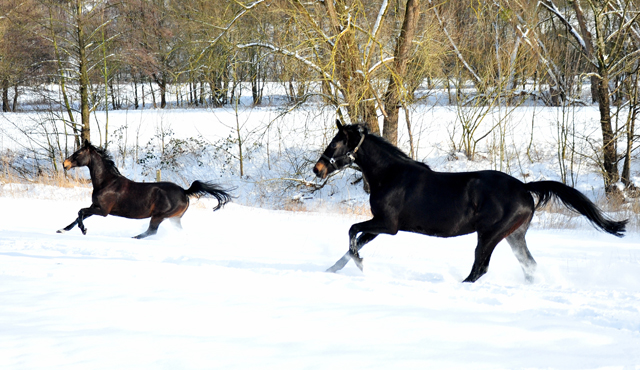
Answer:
57;218;80;233
57;208;98;235
326;233;377;273
327;217;395;273
348;219;397;270
76;206;105;235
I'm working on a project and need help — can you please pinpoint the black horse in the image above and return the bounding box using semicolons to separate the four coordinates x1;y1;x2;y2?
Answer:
314;120;627;283
57;140;233;239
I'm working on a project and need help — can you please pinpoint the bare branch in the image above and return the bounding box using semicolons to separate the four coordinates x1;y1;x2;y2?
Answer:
428;0;482;85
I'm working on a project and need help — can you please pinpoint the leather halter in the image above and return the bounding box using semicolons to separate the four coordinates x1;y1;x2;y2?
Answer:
321;128;366;169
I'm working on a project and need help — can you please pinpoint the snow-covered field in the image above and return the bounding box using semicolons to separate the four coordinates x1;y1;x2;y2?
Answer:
0;185;639;369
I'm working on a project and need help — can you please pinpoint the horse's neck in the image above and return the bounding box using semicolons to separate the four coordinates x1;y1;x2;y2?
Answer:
355;139;398;182
88;153;117;188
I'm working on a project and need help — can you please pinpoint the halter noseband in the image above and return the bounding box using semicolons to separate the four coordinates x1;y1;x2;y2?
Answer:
321;128;366;169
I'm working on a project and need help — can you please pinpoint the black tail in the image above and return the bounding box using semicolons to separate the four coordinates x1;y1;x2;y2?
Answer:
185;181;234;211
525;181;627;237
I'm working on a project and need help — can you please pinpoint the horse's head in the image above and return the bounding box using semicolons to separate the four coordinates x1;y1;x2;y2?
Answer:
63;140;94;170
313;120;367;179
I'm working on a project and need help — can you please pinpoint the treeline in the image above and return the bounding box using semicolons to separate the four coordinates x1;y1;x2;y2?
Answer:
1;0;640;193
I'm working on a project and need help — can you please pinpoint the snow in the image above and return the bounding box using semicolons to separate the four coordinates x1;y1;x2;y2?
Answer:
1;187;639;369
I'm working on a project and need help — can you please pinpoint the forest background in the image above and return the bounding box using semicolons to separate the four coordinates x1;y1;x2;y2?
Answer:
1;0;640;202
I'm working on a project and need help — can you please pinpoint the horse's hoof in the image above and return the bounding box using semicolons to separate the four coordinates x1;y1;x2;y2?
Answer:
56;229;64;234
81;229;87;235
326;265;340;273
353;258;364;271
524;275;535;284
349;251;364;271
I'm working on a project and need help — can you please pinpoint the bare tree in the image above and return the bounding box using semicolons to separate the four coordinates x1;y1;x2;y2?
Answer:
540;0;640;193
201;0;439;144
0;0;52;113
36;0;117;145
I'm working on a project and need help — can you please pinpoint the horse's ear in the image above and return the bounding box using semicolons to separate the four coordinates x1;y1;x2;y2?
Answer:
336;119;344;131
83;139;91;148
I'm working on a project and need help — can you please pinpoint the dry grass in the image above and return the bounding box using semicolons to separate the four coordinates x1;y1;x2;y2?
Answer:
0;171;90;197
281;199;372;217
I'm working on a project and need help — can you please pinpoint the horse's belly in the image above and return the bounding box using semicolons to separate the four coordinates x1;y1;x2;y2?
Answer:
400;209;476;237
404;224;475;238
109;209;151;219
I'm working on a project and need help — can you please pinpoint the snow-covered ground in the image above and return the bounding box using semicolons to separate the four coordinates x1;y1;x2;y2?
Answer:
0;185;639;369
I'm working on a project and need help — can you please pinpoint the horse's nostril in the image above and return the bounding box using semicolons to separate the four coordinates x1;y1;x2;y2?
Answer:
314;162;326;178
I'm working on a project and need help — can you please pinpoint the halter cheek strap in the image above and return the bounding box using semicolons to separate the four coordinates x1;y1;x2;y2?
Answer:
322;129;366;169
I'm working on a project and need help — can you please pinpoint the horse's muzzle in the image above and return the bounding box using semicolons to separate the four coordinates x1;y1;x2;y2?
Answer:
313;161;328;179
62;159;73;171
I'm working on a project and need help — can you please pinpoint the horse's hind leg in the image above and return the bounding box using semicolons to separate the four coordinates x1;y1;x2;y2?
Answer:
464;213;533;283
505;221;537;283
133;216;164;239
170;217;183;229
463;232;503;283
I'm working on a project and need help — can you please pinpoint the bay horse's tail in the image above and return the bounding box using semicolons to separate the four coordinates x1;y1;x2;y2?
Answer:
185;181;234;211
525;181;627;237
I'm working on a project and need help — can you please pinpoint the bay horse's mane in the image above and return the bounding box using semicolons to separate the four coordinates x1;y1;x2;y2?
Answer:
86;142;122;176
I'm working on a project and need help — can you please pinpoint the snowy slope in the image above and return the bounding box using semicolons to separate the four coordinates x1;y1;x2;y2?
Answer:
1;189;639;370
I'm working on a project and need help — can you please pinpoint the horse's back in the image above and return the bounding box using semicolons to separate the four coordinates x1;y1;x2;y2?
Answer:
394;168;533;237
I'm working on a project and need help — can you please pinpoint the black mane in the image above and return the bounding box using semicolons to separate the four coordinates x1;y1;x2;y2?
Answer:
87;143;122;176
346;124;430;169
365;134;413;162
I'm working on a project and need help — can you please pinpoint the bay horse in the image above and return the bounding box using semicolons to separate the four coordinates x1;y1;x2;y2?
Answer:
314;120;627;283
57;140;233;239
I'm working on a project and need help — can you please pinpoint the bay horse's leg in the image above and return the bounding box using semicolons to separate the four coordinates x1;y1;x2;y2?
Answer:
505;221;537;283
326;233;377;273
133;216;164;239
58;205;102;235
76;206;106;235
57;216;84;233
170;217;183;229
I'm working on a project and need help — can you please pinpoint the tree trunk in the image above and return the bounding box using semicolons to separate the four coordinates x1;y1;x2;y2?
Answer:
382;0;420;146
2;78;10;112
76;0;91;143
153;73;167;108
596;73;619;191
12;84;18;111
134;80;139;109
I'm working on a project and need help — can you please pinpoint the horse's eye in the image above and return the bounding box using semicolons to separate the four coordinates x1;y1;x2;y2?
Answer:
330;142;338;149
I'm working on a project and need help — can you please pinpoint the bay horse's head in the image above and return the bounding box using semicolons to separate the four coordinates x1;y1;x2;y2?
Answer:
313;120;366;179
63;140;95;170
